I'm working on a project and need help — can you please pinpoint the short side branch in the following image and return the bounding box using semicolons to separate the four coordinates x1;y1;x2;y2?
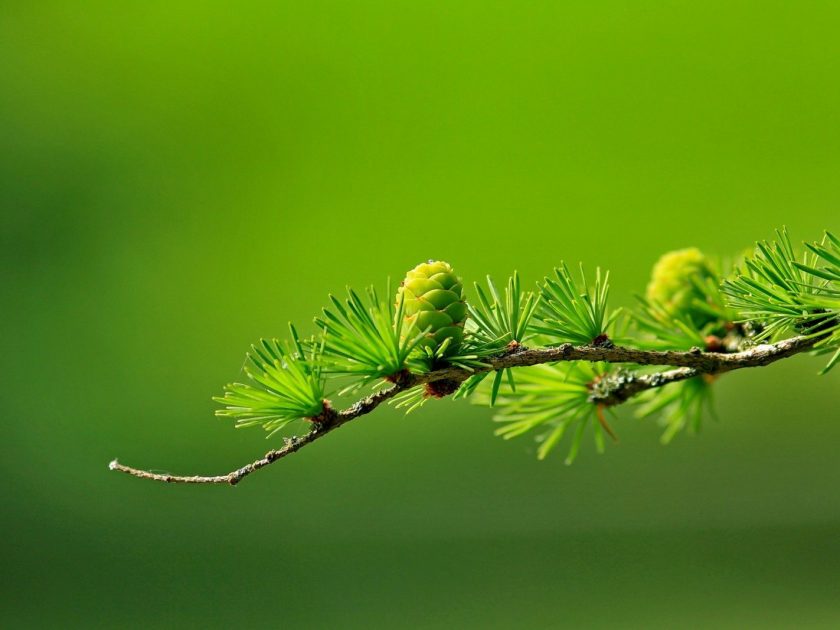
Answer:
587;335;816;406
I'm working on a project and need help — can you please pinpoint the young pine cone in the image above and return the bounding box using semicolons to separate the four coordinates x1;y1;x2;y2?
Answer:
646;247;716;326
397;260;467;355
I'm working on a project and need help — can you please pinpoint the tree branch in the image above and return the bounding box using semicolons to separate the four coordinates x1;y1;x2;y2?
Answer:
109;335;818;485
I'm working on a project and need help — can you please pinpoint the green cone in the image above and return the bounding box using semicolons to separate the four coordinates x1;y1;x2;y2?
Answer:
397;260;467;355
646;247;716;325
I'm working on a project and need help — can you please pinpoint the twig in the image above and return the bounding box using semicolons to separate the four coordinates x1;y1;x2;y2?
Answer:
587;335;817;406
109;384;401;485
109;335;818;485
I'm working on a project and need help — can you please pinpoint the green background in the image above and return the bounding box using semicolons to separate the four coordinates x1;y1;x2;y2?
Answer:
2;1;839;627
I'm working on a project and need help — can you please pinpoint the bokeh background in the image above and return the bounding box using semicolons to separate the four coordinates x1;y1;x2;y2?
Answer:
2;1;839;627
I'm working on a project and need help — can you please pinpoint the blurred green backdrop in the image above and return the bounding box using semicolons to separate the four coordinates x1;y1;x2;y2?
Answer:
2;1;839;628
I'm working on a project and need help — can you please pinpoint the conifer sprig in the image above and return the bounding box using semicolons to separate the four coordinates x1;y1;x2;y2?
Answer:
481;362;615;463
468;272;540;347
723;228;839;372
632;296;708;351
532;263;620;346
635;376;717;444
213;325;326;437
455;272;541;403
315;284;427;390
797;231;840;372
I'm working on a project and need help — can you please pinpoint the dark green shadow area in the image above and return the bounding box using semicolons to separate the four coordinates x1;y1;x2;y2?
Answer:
6;522;840;628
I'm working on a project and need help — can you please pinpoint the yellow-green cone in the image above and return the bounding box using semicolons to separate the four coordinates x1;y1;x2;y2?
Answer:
397;260;467;355
646;247;715;325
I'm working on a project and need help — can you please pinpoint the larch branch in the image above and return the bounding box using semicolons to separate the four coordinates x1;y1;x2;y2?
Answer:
109;335;818;485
